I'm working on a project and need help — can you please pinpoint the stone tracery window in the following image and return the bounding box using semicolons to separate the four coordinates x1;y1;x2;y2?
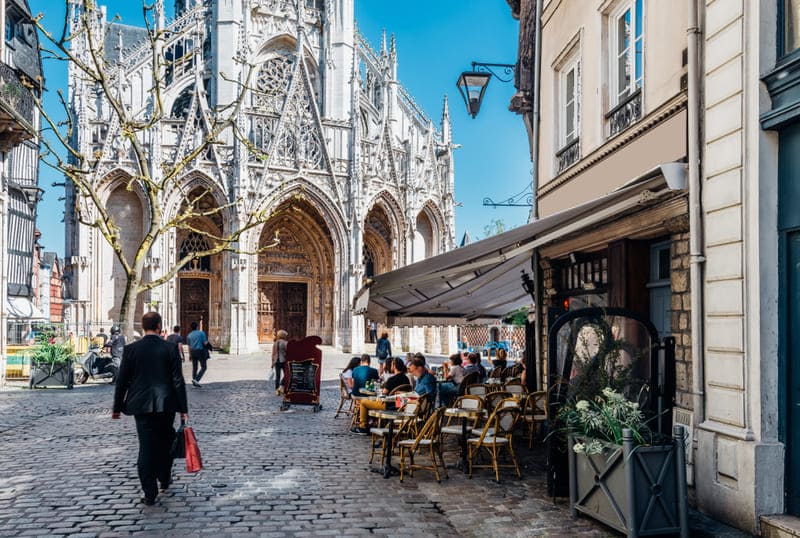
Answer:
180;232;211;271
171;85;194;119
254;53;295;112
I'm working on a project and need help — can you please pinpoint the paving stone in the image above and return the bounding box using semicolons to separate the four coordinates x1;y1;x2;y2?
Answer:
0;352;752;537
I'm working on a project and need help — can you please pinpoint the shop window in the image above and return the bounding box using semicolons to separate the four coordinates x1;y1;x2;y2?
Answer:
783;0;800;56
647;241;671;337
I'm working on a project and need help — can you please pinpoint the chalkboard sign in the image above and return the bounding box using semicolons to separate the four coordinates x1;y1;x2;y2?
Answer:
281;336;323;411
288;359;318;393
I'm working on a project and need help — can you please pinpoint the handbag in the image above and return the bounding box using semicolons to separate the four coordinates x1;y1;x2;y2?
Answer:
170;420;186;459
184;424;203;473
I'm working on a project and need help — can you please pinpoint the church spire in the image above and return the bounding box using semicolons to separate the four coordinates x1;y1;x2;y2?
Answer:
380;29;387;57
154;0;165;31
441;94;452;145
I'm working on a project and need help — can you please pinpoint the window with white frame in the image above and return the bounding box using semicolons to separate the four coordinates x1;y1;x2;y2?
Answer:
610;0;643;105
559;55;580;148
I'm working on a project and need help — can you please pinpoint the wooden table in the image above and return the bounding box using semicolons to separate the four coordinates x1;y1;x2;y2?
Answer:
445;407;484;472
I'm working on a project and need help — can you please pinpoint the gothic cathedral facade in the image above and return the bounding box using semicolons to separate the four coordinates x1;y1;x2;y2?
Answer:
64;0;456;353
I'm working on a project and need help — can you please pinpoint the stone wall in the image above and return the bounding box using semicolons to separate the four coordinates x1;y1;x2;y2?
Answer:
670;232;692;410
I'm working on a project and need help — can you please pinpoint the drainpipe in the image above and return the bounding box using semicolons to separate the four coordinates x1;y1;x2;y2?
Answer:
687;0;705;425
530;0;544;391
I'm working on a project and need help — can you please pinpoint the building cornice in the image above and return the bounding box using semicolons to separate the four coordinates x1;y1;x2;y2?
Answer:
539;91;688;198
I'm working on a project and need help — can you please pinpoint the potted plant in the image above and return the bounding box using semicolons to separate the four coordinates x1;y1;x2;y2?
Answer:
560;388;689;537
29;329;74;389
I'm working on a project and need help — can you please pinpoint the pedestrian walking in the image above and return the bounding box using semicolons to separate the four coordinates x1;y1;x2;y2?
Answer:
186;322;209;387
112;312;188;506
368;320;378;343
165;325;186;362
272;329;288;395
375;331;392;376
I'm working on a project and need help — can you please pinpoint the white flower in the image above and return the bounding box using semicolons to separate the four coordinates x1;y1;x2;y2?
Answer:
575;400;590;411
602;387;624;401
572;442;585;454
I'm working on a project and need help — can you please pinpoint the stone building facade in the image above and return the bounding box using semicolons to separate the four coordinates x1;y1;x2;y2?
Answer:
64;0;456;353
0;0;43;353
507;0;800;533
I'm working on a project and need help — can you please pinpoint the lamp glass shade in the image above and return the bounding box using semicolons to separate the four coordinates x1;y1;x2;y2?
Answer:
456;70;491;118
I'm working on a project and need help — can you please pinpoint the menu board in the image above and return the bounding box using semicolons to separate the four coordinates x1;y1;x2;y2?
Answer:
288;359;319;393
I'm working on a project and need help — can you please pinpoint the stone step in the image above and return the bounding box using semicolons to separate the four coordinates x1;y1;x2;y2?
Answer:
762;515;800;537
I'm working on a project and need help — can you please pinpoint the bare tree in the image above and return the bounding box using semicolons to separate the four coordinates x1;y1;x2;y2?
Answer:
33;1;284;336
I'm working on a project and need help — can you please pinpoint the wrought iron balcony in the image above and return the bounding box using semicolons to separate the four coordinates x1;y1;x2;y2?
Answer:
0;62;35;151
606;88;642;137
556;137;580;173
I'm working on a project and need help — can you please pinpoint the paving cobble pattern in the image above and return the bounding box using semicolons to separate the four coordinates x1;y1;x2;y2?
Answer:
0;348;751;537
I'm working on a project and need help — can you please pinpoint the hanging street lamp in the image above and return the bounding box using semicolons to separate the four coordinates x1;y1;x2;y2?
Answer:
455;62;515;118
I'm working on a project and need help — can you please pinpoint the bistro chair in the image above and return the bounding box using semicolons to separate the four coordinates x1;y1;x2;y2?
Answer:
485;391;513;415
489;366;505;380
522;391;547;447
466;384;488;397
350;395;368;428
441;395;484;439
369;399;420;465
468;407;521;482
457;372;480;396
504;379;527;398
389;384;412;396
398;407;448;483
470;397;518;436
505;362;524;380
335;374;353;418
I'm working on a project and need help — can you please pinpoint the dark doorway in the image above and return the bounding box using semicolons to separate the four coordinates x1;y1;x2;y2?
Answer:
258;281;308;342
180;278;209;339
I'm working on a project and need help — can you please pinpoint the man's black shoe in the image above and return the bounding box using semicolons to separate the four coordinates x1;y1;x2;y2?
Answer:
192;379;201;388
159;479;171;492
141;497;156;506
350;427;369;435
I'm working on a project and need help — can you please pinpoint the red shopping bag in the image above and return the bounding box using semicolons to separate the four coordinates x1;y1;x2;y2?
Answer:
184;425;203;473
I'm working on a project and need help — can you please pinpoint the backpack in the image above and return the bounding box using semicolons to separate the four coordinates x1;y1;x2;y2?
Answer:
376;338;390;359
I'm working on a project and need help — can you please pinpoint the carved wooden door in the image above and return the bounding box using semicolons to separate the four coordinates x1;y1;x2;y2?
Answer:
258;282;307;342
180;278;209;339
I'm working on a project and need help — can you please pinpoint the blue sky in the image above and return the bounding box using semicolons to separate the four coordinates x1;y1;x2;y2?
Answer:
31;0;531;255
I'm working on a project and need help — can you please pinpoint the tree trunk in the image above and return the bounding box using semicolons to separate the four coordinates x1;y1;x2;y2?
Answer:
118;275;140;339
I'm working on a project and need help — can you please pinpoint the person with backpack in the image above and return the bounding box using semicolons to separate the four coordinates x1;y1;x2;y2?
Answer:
375;331;392;376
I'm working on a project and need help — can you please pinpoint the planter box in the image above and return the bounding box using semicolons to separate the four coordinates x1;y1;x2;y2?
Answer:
29;361;73;389
568;426;689;537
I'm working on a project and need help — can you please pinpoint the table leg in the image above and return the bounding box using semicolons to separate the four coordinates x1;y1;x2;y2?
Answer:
383;420;396;478
458;416;469;472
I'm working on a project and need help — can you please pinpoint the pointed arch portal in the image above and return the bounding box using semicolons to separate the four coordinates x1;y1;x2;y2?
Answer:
257;198;335;344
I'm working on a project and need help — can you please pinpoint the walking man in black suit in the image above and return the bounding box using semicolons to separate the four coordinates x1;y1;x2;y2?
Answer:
112;312;189;505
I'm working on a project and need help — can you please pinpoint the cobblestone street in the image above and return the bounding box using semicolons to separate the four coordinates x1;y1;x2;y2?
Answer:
0;350;750;537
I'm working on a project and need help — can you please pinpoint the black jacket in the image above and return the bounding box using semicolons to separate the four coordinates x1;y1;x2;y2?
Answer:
113;335;188;415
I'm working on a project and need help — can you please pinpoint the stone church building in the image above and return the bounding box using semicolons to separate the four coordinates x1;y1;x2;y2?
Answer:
64;0;456;353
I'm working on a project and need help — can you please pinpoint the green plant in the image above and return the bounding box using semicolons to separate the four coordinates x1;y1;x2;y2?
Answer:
549;315;666;453
31;328;73;365
559;388;651;454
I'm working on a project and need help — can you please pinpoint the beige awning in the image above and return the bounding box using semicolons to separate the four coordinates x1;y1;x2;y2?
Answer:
355;166;683;325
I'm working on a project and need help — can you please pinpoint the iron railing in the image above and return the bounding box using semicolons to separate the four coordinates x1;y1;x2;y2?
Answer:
606;88;642;137
0;61;34;129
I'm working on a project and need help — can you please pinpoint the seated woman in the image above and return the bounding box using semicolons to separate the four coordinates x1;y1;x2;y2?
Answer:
438;354;466;407
352;358;411;434
492;348;508;370
341;356;361;394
